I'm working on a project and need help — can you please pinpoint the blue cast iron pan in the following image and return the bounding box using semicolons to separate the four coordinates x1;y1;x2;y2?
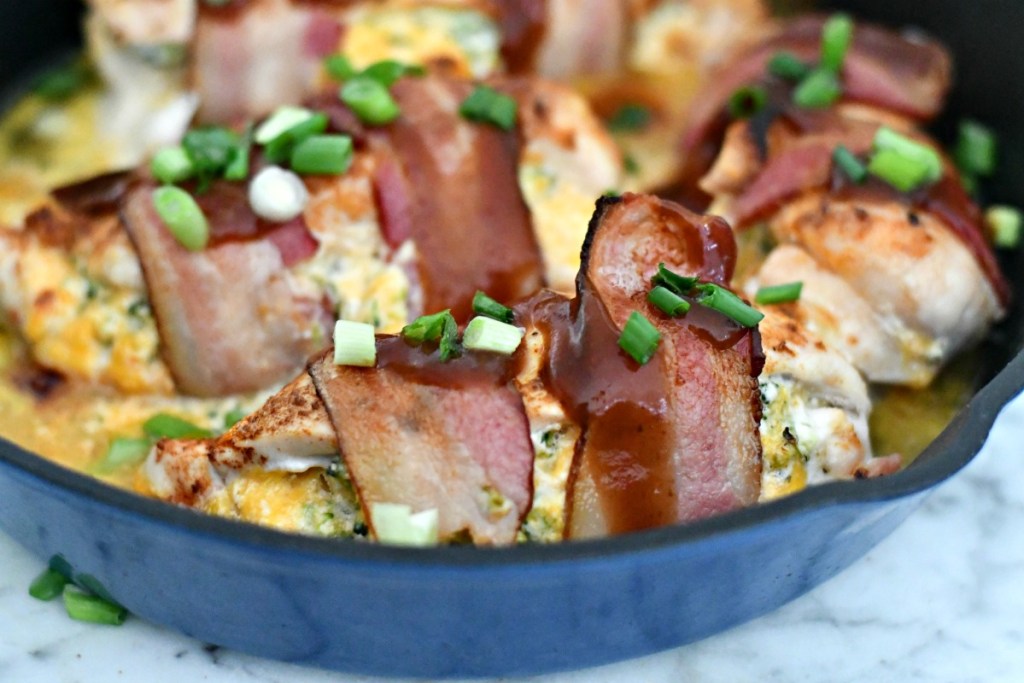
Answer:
0;0;1022;677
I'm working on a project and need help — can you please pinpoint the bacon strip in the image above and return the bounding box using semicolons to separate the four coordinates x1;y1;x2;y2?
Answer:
727;118;1010;306
191;0;344;124
499;0;629;79
308;343;535;545
556;194;762;538
681;15;952;190
121;181;329;396
368;76;544;320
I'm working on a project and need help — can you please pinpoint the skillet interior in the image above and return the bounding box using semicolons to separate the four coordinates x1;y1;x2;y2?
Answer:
0;0;1022;677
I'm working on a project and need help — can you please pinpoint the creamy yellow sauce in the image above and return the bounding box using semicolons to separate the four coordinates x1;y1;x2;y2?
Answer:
0;86;116;226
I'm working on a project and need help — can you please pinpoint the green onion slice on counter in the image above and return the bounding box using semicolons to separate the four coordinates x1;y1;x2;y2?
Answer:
755;282;803;305
63;585;127;626
472;291;515;323
833;145;867;184
29;569;69;602
151;186;210;251
333;320;377;367
695;284;764;327
647;286;691;317
341;77;401;125
459;85;517;131
143;413;212;440
290;134;354;176
618;311;662;365
462;317;525;355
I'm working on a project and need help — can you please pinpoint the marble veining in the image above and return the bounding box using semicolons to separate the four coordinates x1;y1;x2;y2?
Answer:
1;393;1022;683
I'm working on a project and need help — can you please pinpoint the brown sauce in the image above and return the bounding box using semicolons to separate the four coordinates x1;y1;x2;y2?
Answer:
375;334;516;389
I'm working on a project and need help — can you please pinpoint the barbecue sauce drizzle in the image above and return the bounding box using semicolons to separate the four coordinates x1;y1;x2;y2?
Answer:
514;196;762;536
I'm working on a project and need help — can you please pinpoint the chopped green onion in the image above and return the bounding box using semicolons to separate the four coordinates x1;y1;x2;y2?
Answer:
401;310;452;344
867;127;943;193
472;291;514;323
143;413;212;440
263;113;329;164
439;313;461;362
867;149;931;192
152;186;210;251
324;54;357;82
820;13;854;73
623;154;640;176
618;311;661;365
63;585;127;626
182;126;246;191
651;263;699;296
695;284;764;327
462;317;525;355
955;119;997;178
34;62;92;101
647;286;691;317
768;51;811;81
94;437;152;473
254;106;316;145
224;126;252;181
459;85;517;131
866;127;943;193
361;60;426;87
606;104;652;133
29;568;69;601
986;206;1022;248
224;408;247;430
755;281;803;305
370;503;439;546
728;86;768;120
333;320;377;367
49;555;74;580
151;146;195;184
833;145;867;184
341;76;401;125
792;68;842;109
960;171;978;196
290;134;353;175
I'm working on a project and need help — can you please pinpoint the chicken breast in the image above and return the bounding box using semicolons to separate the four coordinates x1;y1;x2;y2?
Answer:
753;305;900;499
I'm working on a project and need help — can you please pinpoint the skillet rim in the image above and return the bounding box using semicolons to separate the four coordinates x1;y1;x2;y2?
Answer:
0;347;1020;568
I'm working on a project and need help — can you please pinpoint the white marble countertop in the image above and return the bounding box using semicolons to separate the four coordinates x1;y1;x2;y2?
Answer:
1;392;1022;683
